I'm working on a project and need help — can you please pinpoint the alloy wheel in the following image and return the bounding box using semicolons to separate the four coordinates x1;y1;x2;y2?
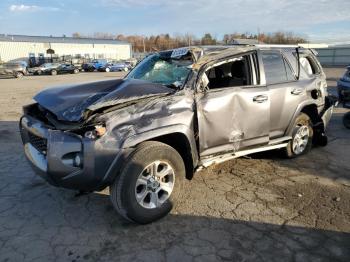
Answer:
135;161;175;209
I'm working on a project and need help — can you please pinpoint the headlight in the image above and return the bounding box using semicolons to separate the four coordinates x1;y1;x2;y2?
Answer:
84;125;106;139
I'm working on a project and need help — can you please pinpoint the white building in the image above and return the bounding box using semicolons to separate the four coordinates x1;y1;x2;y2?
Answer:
0;34;132;63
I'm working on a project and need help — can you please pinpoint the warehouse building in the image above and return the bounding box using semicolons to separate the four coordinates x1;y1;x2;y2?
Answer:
0;34;132;65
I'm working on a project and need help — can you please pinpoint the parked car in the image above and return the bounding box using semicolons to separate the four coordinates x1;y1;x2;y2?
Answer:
82;59;108;72
337;65;350;107
20;46;335;224
98;62;131;72
0;61;28;78
28;63;61;75
41;63;79;75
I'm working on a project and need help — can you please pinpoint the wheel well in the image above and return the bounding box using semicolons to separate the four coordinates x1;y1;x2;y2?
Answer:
148;133;194;180
301;104;319;125
301;104;327;146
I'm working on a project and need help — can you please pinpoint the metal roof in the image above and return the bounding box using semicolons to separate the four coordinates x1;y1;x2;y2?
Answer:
0;34;130;45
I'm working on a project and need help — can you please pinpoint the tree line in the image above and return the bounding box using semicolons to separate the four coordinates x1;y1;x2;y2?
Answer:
72;31;307;53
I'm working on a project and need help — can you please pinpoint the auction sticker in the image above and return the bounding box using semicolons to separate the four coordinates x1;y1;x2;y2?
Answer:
171;48;189;58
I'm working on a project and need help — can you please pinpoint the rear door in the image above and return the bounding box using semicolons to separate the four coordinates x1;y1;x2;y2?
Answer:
261;50;305;139
197;52;270;157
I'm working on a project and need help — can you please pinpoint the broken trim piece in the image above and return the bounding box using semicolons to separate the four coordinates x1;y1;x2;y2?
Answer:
197;143;288;170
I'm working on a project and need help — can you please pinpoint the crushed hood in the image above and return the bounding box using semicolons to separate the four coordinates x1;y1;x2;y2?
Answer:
34;79;173;122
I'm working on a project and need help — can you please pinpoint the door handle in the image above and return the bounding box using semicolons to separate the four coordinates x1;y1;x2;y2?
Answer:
253;95;268;103
291;88;303;95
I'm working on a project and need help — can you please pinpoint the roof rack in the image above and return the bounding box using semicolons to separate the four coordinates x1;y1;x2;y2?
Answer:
255;44;302;48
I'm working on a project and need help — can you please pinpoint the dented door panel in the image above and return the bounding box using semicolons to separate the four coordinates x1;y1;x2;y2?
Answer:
197;86;270;157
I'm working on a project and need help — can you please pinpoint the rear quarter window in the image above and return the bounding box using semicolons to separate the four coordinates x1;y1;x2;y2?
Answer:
262;51;295;85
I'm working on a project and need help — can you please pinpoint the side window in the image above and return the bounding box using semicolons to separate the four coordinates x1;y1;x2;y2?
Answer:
205;55;253;89
262;51;295;85
300;55;320;75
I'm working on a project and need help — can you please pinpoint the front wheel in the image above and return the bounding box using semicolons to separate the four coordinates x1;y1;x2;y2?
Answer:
51;70;57;76
105;67;111;72
110;141;186;224
285;113;313;158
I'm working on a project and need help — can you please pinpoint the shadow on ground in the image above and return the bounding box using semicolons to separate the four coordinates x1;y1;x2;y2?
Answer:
1;111;350;261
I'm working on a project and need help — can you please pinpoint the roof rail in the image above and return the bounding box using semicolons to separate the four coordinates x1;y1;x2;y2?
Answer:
255;44;302;48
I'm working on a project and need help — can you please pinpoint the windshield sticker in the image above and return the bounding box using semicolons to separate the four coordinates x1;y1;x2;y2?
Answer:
171;48;189;58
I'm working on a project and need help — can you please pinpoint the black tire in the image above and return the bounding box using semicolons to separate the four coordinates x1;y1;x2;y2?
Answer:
51;70;57;76
285;113;313;158
110;141;186;224
343;112;350;129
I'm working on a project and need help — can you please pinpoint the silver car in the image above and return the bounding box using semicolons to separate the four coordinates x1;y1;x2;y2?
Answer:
20;45;335;224
0;61;28;78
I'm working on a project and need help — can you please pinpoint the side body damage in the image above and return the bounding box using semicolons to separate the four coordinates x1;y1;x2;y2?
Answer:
20;46;335;193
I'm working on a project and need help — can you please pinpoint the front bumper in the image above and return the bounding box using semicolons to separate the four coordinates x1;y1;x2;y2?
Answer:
20;115;125;191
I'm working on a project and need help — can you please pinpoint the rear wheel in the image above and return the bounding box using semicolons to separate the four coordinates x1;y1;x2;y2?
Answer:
110;141;186;224
285;113;313;158
51;70;57;76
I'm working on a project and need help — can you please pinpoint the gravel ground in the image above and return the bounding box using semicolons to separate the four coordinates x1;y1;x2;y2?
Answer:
0;69;349;262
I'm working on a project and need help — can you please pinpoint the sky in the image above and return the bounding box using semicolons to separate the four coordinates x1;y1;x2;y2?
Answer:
0;0;350;44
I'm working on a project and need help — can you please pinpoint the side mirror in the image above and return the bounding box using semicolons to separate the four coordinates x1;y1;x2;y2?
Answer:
199;73;209;92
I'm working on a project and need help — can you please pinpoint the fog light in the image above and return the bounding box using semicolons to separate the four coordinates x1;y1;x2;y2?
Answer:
74;154;83;167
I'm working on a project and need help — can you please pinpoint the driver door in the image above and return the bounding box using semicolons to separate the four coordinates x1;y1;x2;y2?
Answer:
196;53;270;157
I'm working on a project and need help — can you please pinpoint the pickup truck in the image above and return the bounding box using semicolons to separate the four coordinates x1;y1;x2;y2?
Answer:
82;59;108;72
20;46;335;224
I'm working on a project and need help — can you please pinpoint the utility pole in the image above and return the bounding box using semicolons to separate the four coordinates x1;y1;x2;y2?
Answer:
142;36;146;53
257;27;260;44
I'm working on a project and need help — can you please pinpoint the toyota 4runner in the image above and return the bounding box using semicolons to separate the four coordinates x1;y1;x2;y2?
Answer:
20;45;335;224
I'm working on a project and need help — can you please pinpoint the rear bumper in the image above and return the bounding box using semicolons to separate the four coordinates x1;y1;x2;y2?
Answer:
0;69;15;77
321;96;336;129
19;115;126;191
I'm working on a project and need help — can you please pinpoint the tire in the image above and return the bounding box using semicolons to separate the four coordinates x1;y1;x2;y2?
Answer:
73;69;79;74
123;67;129;72
51;70;57;76
110;141;186;224
285;113;313;158
105;67;111;72
343;112;350;129
15;72;24;78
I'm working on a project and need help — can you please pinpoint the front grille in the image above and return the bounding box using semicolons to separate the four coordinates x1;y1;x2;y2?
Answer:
28;132;47;154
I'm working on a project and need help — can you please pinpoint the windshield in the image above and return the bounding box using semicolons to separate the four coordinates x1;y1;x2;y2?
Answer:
127;53;192;87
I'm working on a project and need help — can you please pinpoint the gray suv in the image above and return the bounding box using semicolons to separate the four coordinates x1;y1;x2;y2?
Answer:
20;46;335;224
0;61;28;78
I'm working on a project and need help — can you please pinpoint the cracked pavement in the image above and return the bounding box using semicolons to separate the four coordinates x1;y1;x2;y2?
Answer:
0;70;349;262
